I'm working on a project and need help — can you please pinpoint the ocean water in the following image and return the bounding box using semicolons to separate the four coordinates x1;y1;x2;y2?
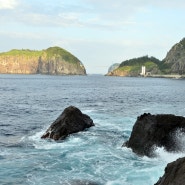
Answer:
0;74;185;185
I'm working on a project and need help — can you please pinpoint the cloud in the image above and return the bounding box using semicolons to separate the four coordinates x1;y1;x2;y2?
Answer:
0;0;18;9
1;0;185;29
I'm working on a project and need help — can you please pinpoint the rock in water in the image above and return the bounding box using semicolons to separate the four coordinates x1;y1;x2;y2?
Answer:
154;157;185;185
41;106;94;140
124;113;185;157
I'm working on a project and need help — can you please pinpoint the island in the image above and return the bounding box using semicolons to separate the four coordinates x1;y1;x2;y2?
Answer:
0;46;86;75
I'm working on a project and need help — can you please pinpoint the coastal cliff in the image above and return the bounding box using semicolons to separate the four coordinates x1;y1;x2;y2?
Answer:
163;38;185;74
0;47;86;75
107;38;185;77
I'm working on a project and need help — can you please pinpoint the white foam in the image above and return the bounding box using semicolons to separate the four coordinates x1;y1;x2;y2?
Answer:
155;147;185;164
173;129;185;151
105;180;129;185
156;129;185;164
82;109;95;114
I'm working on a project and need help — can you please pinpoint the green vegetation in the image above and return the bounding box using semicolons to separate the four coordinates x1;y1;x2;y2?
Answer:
119;56;161;67
0;49;44;57
116;56;161;75
45;47;80;64
0;46;81;64
157;62;171;74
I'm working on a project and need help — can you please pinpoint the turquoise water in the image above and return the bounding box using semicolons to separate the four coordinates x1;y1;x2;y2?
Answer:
0;75;185;185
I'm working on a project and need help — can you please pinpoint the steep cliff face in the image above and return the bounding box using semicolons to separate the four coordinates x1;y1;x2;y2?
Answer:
163;38;185;74
0;47;86;75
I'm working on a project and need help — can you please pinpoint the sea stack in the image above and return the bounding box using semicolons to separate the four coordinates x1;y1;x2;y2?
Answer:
41;106;94;140
124;113;185;157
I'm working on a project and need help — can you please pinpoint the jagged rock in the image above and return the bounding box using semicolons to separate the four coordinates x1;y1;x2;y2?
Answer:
163;38;185;74
154;157;185;185
124;113;185;157
41;106;94;140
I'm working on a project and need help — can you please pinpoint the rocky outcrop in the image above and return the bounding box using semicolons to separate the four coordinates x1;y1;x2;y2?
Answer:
107;63;120;74
0;47;86;75
154;157;185;185
163;38;185;75
124;113;185;157
41;106;94;140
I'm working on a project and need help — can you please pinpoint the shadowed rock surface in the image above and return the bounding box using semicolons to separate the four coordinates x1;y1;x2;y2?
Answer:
124;113;185;157
41;106;94;140
154;157;185;185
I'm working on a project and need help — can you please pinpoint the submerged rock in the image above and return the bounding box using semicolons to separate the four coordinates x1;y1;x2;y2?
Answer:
124;113;185;157
41;106;94;140
154;157;185;185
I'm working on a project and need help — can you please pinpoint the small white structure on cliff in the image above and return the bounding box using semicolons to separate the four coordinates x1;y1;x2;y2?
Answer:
140;66;146;76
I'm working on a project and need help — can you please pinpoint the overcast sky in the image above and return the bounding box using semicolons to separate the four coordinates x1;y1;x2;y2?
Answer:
0;0;185;74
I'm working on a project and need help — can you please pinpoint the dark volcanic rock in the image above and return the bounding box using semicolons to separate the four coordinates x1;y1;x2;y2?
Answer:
154;157;185;185
124;113;185;157
41;106;94;140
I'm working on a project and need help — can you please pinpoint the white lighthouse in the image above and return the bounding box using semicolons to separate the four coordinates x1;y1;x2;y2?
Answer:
140;66;146;76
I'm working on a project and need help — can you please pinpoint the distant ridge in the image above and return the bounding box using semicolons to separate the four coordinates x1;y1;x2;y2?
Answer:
0;46;86;75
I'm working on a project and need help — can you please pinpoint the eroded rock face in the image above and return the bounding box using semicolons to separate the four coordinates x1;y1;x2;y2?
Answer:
124;113;185;157
0;47;86;75
163;38;185;74
154;157;185;185
41;106;94;140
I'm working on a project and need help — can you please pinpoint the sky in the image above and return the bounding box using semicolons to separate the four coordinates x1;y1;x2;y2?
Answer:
0;0;185;74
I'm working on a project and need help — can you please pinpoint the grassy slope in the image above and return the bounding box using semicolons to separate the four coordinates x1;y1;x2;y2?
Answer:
116;56;164;75
45;47;81;64
0;47;81;64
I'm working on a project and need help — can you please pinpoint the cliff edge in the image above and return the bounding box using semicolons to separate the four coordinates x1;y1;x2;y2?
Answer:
0;47;86;75
163;38;185;75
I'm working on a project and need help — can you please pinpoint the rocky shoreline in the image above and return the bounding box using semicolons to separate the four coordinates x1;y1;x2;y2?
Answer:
41;107;185;185
124;113;185;185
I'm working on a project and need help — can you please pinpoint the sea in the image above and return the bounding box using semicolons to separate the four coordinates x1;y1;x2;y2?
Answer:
0;74;185;185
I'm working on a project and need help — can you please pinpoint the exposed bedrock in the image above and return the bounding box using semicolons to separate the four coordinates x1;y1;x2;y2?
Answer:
124;113;185;157
41;106;94;140
154;157;185;185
